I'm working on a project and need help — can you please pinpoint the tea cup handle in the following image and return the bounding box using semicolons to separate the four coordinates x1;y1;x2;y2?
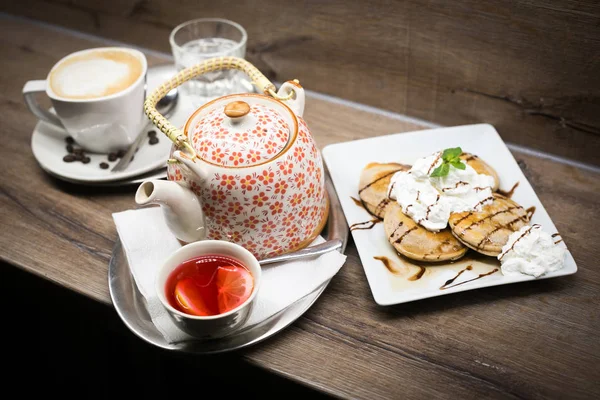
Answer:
276;80;305;117
22;80;64;128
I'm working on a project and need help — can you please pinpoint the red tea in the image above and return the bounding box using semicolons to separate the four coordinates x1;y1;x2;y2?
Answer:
165;254;254;317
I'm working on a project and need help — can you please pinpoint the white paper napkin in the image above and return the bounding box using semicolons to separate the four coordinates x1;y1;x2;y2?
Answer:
112;206;347;343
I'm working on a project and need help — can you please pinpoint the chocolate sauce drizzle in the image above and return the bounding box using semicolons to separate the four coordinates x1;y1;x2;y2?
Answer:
375;198;391;216
427;152;442;174
440;265;472;289
408;266;426;281
459;206;520;232
351;196;365;209
350;218;381;231
388;221;404;241
358;170;398;194
442;181;468;192
374;254;426;280
395;227;417;244
425;194;440;220
473;196;494;209
387;182;396;199
498;224;539;261
552;233;563;245
373;256;400;274
497;182;520;198
440;267;499;290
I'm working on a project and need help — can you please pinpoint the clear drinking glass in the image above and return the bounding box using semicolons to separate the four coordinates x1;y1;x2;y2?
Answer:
170;18;247;106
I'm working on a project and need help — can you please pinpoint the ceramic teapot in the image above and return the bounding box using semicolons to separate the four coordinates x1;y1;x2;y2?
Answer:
135;57;329;260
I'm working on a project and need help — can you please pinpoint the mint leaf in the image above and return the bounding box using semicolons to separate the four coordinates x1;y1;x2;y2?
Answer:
430;163;450;177
451;160;466;170
442;147;462;161
441;163;450;175
430;165;444;177
430;147;465;177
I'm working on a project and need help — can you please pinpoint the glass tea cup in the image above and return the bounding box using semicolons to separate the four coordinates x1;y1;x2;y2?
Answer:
170;18;247;106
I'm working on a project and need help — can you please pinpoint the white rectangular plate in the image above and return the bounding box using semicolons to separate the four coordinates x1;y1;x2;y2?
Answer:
322;124;577;306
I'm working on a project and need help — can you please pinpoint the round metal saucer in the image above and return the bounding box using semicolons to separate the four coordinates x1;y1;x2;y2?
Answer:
108;170;348;353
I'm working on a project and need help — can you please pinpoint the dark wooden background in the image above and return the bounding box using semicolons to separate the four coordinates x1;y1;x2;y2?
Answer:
2;0;599;166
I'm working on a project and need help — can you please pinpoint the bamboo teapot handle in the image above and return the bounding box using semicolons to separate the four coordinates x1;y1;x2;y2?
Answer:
143;56;281;157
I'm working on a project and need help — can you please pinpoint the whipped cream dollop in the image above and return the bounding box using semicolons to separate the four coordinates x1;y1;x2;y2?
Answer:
388;151;495;231
498;224;566;277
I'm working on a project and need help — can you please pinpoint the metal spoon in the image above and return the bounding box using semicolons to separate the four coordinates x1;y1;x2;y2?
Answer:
111;87;178;172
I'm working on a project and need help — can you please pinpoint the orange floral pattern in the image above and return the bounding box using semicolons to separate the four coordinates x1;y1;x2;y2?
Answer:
191;104;289;167
167;112;327;260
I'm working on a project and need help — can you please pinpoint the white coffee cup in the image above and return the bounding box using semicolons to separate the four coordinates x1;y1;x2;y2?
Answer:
22;47;148;154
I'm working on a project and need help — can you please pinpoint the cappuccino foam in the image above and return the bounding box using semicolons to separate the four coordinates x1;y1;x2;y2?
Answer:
49;49;143;99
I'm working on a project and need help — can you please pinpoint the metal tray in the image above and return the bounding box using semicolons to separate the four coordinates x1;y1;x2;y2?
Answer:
108;170;348;354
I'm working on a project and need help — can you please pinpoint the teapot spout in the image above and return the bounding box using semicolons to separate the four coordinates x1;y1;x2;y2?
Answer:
135;180;206;243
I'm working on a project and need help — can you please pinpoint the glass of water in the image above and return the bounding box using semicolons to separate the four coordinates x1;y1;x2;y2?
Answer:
170;18;247;106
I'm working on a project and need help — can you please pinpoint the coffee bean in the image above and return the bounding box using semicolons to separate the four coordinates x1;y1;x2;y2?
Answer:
116;150;126;158
73;148;84;155
108;153;118;161
74;153;83;161
100;162;109;169
63;154;76;162
65;137;75;144
148;130;157;137
149;137;159;145
66;144;74;153
82;157;91;164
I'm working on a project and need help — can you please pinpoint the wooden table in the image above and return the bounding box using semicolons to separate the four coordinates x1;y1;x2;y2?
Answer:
1;15;599;399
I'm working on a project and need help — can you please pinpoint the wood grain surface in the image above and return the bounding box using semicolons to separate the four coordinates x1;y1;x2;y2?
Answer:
1;0;599;167
1;14;599;400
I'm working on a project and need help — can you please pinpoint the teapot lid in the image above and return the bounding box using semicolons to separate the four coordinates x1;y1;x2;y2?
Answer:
185;94;297;168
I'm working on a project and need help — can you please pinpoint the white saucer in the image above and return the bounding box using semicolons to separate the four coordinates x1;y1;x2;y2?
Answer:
30;64;256;184
31;119;174;183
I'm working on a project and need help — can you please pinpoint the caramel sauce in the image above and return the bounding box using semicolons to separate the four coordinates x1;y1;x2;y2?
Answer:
497;181;520;198
350;218;381;231
526;206;536;219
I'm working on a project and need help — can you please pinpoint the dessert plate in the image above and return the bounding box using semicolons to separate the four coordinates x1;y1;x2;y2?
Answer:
108;172;348;353
322;123;577;306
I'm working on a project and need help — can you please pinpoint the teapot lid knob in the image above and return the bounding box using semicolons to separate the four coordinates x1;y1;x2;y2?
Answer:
224;101;251;118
